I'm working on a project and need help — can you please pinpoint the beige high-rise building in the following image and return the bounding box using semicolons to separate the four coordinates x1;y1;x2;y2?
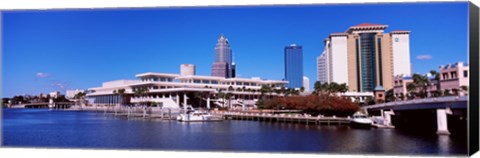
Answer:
317;23;411;92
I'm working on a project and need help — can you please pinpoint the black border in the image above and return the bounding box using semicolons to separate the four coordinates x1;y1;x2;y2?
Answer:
469;2;479;156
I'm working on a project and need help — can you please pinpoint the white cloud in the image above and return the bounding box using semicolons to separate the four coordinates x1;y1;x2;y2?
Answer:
416;54;432;60
36;72;49;78
51;82;67;90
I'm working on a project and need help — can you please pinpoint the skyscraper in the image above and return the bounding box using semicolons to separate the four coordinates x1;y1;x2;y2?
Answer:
211;34;234;78
316;23;411;92
303;76;310;92
284;44;303;89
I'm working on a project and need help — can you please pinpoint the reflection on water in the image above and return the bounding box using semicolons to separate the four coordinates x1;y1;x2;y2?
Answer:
2;109;467;156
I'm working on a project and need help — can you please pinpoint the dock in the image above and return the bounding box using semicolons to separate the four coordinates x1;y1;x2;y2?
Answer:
212;111;351;125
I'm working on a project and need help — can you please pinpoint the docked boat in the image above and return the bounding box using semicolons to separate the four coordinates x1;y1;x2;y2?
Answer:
350;113;373;128
176;107;222;122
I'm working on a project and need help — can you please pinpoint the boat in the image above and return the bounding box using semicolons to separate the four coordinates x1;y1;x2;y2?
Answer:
350;113;373;128
176;107;222;122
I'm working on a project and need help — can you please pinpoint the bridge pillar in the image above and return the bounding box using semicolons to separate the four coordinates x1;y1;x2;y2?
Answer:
436;109;451;135
383;110;394;126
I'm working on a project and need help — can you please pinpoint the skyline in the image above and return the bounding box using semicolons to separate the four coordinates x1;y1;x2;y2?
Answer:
2;2;469;97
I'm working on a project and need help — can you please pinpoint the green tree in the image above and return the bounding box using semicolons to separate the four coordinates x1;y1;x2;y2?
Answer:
412;73;429;98
385;89;395;102
406;82;417;99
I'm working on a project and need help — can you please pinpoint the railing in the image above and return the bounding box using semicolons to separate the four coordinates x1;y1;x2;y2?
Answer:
364;96;468;109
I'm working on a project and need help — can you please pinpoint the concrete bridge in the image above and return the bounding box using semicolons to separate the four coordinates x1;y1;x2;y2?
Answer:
363;96;468;135
9;102;75;109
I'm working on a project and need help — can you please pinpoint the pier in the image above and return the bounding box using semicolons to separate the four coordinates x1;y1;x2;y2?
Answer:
212;111;351;125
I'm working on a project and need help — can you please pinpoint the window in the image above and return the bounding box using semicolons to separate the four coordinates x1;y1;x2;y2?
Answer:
194;80;201;83
395;38;399;42
442;73;448;79
211;81;218;84
464;70;468;78
451;72;457;79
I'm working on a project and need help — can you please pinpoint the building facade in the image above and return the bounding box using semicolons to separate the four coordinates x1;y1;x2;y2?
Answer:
439;62;469;92
303;76;310;92
284;44;303;89
86;67;288;109
317;23;411;92
66;89;85;99
317;50;328;83
180;64;196;76
212;34;234;78
393;62;469;99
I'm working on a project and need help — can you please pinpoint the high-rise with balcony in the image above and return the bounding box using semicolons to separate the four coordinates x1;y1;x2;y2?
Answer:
284;44;303;89
317;23;411;92
211;34;234;78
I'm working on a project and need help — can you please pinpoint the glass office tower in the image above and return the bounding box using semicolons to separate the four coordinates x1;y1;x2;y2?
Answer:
284;44;303;89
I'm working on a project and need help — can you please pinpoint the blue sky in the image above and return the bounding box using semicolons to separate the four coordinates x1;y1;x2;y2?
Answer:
2;2;469;97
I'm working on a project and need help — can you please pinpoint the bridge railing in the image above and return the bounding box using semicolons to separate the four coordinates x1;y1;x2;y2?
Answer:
364;96;468;109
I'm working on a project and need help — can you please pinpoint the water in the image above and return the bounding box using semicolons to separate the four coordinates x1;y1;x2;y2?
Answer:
1;109;467;156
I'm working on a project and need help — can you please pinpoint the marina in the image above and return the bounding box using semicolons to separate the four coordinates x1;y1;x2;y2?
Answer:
1;108;468;155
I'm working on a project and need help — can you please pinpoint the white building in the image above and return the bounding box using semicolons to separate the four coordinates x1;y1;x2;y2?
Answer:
317;50;328;83
86;70;288;109
49;91;60;98
303;76;310;92
180;64;195;76
66;89;85;99
391;30;412;76
316;23;411;92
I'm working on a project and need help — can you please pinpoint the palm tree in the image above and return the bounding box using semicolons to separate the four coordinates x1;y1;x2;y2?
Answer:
385;89;395;102
430;70;441;92
407;83;417;99
300;87;305;93
133;87;149;106
113;88;126;106
260;85;271;99
217;89;225;107
412;73;428;98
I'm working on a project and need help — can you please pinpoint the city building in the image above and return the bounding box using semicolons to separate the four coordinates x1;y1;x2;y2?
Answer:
49;91;60;98
303;76;310;92
232;62;236;78
211;34;234;78
317;23;412;92
86;69;288;109
317;50;328;83
284;44;303;89
180;64;196;76
439;62;469;93
66;89;85;99
393;61;469;99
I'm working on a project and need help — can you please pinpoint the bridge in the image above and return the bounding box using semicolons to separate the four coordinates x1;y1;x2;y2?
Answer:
363;96;468;135
9;102;75;109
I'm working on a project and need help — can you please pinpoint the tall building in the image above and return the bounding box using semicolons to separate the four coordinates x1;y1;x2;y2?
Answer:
231;62;236;78
317;50;328;83
303;76;310;92
211;34;234;78
284;44;303;89
180;64;195;76
317;23;411;92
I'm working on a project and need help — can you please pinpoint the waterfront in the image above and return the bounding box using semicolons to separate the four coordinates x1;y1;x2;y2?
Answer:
2;108;467;156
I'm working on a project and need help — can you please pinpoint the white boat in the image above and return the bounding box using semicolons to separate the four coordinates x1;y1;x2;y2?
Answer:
176;107;221;122
350;113;373;128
